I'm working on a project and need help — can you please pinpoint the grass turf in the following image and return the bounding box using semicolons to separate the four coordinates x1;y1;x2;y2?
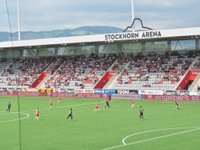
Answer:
0;96;200;150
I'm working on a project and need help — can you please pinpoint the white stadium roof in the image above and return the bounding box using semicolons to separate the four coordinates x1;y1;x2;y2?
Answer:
0;27;200;49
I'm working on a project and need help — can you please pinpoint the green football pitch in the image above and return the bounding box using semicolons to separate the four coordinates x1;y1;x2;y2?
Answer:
0;96;200;150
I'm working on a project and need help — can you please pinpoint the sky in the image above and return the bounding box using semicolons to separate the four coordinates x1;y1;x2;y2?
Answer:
0;0;200;32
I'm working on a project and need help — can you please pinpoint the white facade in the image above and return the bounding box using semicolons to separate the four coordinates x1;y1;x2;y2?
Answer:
0;27;200;49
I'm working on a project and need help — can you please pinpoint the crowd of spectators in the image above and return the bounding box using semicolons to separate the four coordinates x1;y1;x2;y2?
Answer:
0;50;200;91
116;51;196;87
192;57;200;69
44;54;117;89
0;57;59;87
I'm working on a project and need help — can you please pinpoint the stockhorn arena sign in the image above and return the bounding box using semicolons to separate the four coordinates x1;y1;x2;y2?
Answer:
105;31;162;41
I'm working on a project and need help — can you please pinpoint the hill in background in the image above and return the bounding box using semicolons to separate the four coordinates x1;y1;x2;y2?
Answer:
0;26;124;42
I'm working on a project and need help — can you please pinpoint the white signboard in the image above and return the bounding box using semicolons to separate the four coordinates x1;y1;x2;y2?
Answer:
139;90;163;95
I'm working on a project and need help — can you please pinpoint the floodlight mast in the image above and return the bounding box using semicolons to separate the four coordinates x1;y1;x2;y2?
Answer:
131;0;135;32
17;0;20;40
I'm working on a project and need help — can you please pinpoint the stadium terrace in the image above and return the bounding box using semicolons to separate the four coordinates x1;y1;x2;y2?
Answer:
1;27;200;97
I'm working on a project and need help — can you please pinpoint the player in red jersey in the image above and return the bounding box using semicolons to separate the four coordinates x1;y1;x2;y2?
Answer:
94;101;100;112
49;97;53;108
57;92;62;103
50;90;53;97
35;107;40;120
56;88;62;103
131;99;135;108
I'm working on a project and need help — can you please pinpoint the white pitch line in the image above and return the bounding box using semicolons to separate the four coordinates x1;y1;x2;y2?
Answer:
101;127;200;150
0;102;98;124
21;102;99;113
0;112;30;124
122;126;198;145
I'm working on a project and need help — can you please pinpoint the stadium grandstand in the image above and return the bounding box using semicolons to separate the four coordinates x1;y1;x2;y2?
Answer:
1;1;200;150
1;27;200;96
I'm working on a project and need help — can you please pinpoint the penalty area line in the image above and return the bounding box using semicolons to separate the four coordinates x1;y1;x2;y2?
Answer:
101;127;200;150
122;126;198;145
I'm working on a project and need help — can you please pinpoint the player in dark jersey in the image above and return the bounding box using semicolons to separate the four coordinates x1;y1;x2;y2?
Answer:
104;99;110;108
7;102;11;112
67;108;73;120
104;94;111;108
108;94;112;101
175;101;179;110
139;106;144;119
